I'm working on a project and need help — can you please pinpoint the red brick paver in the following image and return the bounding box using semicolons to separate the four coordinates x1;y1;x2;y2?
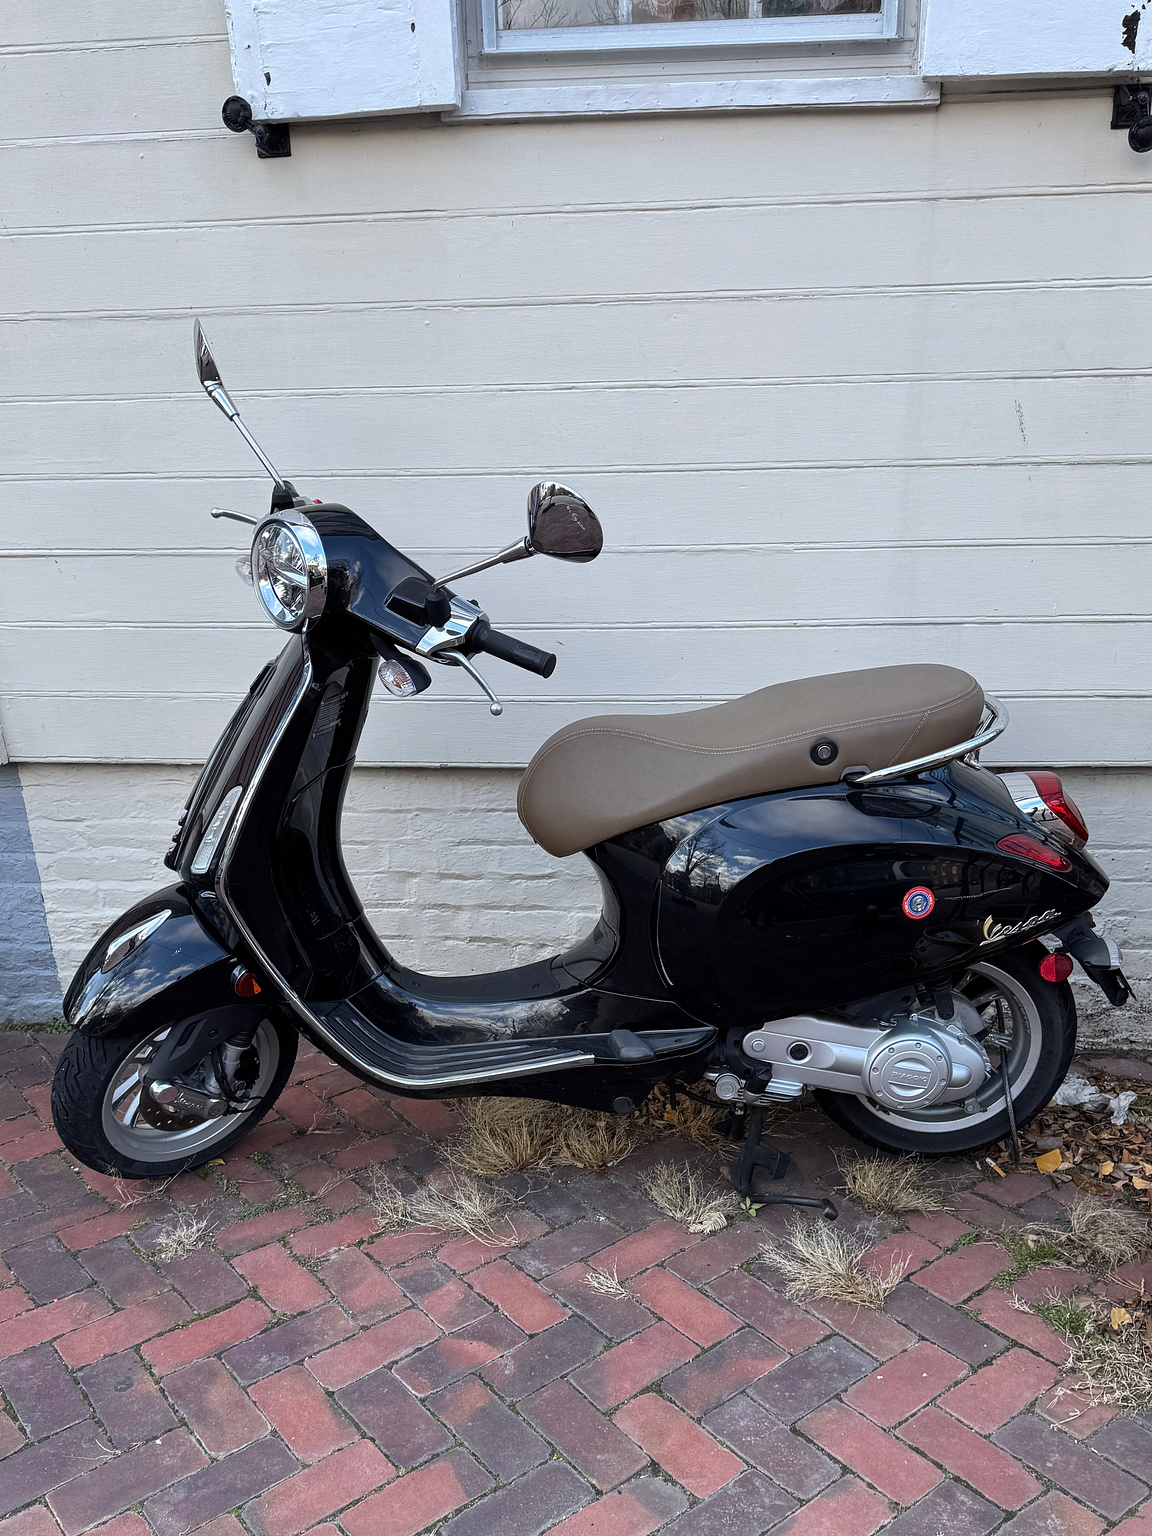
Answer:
2;1029;1147;1536
614;1391;744;1496
843;1340;968;1426
802;1400;943;1504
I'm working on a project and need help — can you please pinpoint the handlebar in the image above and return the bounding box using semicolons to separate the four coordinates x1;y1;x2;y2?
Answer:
470;621;556;678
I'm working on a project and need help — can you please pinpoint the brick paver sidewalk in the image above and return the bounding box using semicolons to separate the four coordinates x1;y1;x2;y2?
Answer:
2;1028;1151;1536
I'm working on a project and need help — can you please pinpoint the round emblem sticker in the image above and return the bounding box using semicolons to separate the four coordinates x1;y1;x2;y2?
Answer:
902;887;935;920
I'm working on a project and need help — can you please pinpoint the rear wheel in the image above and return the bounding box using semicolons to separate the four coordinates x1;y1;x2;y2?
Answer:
816;947;1075;1156
52;1013;297;1179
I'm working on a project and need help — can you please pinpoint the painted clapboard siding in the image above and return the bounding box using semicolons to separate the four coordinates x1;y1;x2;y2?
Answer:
1;6;1150;773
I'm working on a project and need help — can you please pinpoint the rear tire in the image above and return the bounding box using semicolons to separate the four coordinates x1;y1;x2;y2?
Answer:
816;947;1075;1156
52;1013;297;1179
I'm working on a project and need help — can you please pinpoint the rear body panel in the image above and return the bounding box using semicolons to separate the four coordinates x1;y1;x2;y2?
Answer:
652;763;1107;1027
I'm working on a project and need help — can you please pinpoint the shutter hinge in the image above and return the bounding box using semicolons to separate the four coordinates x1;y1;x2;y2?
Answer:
222;96;291;159
1112;83;1152;152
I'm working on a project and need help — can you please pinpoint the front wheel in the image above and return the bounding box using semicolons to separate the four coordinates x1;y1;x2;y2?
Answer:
817;948;1075;1156
52;1013;298;1179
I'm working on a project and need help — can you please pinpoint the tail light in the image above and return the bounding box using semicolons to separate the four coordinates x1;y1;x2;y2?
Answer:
996;832;1072;871
998;770;1089;847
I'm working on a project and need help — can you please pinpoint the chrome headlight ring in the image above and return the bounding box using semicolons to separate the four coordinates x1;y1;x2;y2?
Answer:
250;513;327;631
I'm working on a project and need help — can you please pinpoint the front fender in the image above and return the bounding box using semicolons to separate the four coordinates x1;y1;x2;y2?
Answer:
64;885;246;1038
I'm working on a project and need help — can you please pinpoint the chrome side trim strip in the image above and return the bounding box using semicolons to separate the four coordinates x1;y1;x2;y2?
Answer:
215;641;593;1091
847;695;1009;786
324;1049;597;1093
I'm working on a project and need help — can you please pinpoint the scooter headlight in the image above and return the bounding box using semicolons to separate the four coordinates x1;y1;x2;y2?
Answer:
251;515;327;631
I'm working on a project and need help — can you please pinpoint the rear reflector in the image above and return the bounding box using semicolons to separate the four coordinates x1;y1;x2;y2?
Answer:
1039;952;1074;982
996;833;1072;872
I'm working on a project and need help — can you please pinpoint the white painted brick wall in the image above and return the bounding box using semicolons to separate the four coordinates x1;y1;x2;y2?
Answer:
19;763;600;994
18;762;1150;1047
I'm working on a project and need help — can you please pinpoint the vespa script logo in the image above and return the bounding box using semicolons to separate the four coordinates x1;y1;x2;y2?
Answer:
980;908;1061;948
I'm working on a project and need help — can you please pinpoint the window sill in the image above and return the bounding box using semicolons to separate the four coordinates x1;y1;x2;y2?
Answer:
444;72;939;120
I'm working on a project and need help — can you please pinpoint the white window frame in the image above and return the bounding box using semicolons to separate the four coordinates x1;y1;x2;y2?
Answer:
482;0;900;56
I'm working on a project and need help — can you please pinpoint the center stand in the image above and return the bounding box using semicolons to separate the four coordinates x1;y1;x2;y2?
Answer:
728;1105;838;1219
669;1080;837;1219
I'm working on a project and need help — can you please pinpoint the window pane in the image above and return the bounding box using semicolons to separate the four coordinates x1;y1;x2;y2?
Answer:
499;0;879;26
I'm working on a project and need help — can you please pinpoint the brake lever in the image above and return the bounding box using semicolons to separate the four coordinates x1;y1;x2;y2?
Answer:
211;507;259;526
443;653;504;716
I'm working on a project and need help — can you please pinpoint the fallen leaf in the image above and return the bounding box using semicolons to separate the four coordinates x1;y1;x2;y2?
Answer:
1100;1160;1115;1176
1035;1149;1063;1174
1133;1177;1151;1191
1111;1307;1132;1329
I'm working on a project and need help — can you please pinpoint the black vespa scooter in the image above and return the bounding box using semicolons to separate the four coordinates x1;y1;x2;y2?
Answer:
51;323;1131;1202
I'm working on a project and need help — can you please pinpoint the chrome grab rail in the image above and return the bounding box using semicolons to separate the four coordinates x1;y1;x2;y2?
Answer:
844;695;1009;786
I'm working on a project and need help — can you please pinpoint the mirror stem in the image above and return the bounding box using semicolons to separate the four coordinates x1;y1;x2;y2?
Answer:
204;382;286;489
436;537;533;588
232;415;287;490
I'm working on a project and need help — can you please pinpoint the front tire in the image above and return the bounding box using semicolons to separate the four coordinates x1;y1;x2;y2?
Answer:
52;1013;298;1179
817;947;1076;1156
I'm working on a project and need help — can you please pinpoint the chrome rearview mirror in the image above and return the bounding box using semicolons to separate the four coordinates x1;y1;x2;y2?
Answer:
194;321;239;420
193;319;286;490
526;482;603;563
435;481;603;588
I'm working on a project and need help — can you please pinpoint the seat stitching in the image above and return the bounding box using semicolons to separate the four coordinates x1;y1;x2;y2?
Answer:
518;679;982;804
886;709;932;766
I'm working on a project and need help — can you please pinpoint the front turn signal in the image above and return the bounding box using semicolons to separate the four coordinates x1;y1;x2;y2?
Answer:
232;967;262;998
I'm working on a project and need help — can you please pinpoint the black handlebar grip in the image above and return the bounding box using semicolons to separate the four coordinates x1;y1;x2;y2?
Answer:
472;621;557;678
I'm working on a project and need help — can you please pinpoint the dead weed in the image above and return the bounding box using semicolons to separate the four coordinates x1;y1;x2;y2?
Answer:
151;1213;209;1263
368;1165;516;1247
640;1160;741;1235
760;1216;905;1310
449;1097;638;1178
1022;1198;1149;1274
585;1265;631;1300
839;1153;947;1218
1030;1288;1152;1413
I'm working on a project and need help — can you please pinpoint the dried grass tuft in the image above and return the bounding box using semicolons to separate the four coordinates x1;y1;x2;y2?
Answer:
585;1265;631;1300
406;1172;517;1247
760;1217;906;1310
640;1160;740;1235
448;1098;639;1178
107;1171;176;1210
449;1098;565;1177
1022;1199;1150;1274
562;1111;640;1172
151;1213;209;1263
368;1168;409;1230
839;1154;946;1218
659;1095;741;1153
1031;1290;1152;1413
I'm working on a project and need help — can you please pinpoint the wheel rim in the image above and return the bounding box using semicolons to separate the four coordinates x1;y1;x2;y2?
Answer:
101;1020;279;1163
851;961;1044;1138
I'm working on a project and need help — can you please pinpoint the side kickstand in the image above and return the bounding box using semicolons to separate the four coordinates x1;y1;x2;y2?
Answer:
729;1106;838;1220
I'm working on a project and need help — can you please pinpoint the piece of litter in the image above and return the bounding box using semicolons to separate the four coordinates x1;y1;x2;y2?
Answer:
1053;1074;1110;1111
1110;1091;1138;1127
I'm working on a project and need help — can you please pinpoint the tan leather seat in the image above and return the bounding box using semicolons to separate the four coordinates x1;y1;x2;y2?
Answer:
518;664;984;857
